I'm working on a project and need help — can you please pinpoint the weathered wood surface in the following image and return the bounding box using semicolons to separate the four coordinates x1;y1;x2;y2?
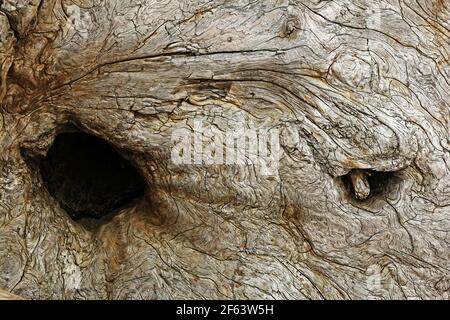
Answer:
0;0;449;299
0;288;23;300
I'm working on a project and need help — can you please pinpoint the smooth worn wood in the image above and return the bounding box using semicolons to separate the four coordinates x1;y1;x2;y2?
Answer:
0;288;24;300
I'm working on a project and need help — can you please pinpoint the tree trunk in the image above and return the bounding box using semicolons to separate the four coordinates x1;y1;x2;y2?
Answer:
0;0;449;299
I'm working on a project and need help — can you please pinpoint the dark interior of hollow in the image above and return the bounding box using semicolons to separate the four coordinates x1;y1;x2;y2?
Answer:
40;131;146;222
342;170;395;200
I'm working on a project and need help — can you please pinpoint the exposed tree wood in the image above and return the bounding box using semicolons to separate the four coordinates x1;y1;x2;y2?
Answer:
0;0;449;299
0;287;24;300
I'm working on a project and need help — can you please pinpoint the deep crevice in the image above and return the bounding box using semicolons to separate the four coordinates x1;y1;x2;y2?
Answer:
341;169;399;201
37;131;147;224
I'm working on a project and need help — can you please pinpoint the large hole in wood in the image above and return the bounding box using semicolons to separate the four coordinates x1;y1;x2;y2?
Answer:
39;131;146;224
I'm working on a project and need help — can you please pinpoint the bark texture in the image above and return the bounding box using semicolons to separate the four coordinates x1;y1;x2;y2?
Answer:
0;0;449;299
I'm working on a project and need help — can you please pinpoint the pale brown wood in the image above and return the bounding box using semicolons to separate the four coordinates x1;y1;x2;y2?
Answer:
0;0;448;299
0;288;24;300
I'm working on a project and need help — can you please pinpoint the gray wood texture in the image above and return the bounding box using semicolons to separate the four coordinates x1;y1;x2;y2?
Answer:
0;0;449;299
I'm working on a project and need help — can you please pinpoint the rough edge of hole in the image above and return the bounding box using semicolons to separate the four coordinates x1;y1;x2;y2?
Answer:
21;123;149;231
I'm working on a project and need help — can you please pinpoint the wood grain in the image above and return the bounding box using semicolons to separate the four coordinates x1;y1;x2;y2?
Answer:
0;0;448;299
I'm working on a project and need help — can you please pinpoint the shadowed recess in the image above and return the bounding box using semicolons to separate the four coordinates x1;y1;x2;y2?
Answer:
40;132;146;221
341;169;398;201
